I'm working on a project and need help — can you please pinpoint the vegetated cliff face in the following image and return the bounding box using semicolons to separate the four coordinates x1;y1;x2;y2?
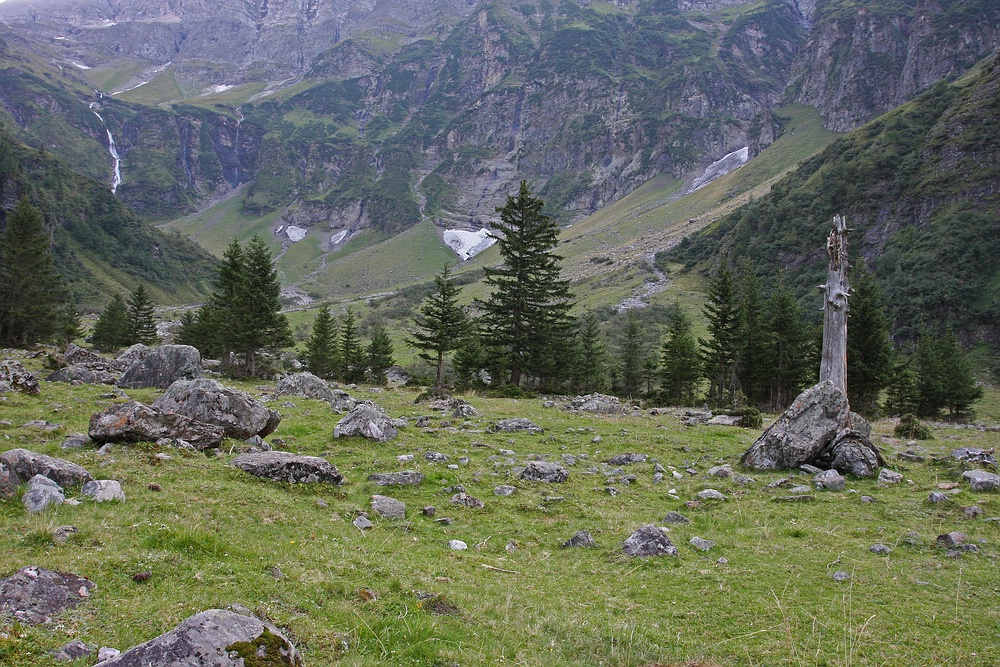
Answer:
787;0;1000;131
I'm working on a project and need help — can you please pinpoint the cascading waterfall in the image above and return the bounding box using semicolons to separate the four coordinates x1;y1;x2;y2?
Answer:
234;106;243;185
89;103;123;193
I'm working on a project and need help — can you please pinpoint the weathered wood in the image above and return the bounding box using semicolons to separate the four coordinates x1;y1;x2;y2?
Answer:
819;215;849;396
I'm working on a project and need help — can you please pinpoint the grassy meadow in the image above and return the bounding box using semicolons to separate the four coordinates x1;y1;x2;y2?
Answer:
1;353;999;666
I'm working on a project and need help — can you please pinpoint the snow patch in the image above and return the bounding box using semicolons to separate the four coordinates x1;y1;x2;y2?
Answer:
211;84;234;94
285;225;307;242
69;60;90;69
331;230;349;245
685;147;749;194
443;228;496;261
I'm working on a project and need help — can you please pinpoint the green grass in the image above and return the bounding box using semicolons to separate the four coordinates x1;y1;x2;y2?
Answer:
1;356;998;666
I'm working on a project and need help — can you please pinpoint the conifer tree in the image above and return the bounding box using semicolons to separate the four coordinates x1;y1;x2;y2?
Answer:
91;293;131;352
0;198;67;346
236;235;293;377
847;265;894;415
573;310;607;393
700;265;742;407
367;324;395;386
478;181;575;387
453;321;490;391
338;309;365;383
305;306;339;379
407;264;467;389
763;282;811;410
659;306;700;405
884;355;921;416
735;263;767;404
127;283;159;346
618;311;645;397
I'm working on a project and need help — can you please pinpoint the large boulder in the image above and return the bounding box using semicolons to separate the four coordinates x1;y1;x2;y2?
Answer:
45;365;117;385
152;378;280;439
232;451;343;485
62;343;103;367
276;372;336;402
0;449;93;488
741;381;851;470
89;401;225;450
22;475;65;513
489;418;543;434
0;360;39;394
569;393;628;415
519;461;568;483
0;566;96;625
334;402;399;442
368;471;425;486
114;344;152;371
622;525;678;557
118;345;201;389
94;608;301;667
827;429;884;477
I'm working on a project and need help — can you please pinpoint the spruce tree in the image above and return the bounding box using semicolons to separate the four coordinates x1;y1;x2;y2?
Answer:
884;355;921;416
478;181;575;387
338;309;365;383
91;294;131;352
407;264;467;389
305;306;339;379
847;265;894;415
735;263;767;405
659;306;700;406
367;324;395;386
0;198;67;346
127;283;159;346
618;311;645;397
700;265;742;407
573;310;607;393
236;235;293;377
763;282;811;410
453;321;490;391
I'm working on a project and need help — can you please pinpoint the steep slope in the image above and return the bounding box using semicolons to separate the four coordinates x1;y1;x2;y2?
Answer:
666;50;1000;342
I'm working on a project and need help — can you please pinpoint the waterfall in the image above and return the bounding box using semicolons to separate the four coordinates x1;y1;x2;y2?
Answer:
90;105;123;194
234;106;243;185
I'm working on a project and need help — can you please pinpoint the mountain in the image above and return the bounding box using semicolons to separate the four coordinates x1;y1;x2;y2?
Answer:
664;50;1000;344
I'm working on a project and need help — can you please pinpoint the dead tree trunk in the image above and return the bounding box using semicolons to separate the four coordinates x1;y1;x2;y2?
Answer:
819;215;849;396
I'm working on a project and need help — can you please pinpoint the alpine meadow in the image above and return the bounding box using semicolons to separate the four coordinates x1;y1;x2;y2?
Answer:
0;0;999;666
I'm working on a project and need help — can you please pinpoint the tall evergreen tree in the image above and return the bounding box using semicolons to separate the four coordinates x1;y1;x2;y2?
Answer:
847;265;894;415
0;198;67;346
127;283;159;346
884;354;921;416
700;265;742;407
407;264;467;389
452;321;490;391
914;329;982;419
338;309;365;383
367;324;395;386
735;263;767;405
91;294;131;352
763;281;811;410
478;181;575;387
659;306;701;406
573;310;607;393
305;306;340;379
235;235;293;377
618;310;645;397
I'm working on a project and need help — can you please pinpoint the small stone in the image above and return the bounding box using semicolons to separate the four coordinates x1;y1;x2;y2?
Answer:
773;495;815;502
52;639;93;662
450;493;485;509
353;516;373;529
371;495;406;519
877;469;903;484
860;495;876;503
964;506;983;519
832;571;850;582
81;479;126;502
789;485;812;494
662;511;691;524
493;485;517;496
397;454;415;462
316;499;329;508
870;543;891;555
696;489;726;501
936;532;968;547
52;525;78;545
928;492;949;504
592;435;601;444
707;465;732;478
814;470;846;491
689;536;715;552
425;452;448;462
434;517;454;525
716;557;729;565
422;506;436;517
652;472;665;484
562;530;597;548
448;540;468;551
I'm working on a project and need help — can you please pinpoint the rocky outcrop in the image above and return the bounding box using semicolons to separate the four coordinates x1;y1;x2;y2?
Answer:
334;402;399;442
0;360;39;394
152;378;280;439
46;365;117;385
93;608;301;667
89;401;225;450
118;345;202;390
276;372;336;402
231;451;343;485
0;449;93;488
0;566;96;625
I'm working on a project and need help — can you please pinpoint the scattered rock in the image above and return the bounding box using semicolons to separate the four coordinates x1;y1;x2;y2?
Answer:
562;530;597;548
662;511;691;524
928;492;949;504
860;495;876;503
814;470;846;491
832;571;850;582
494;485;517;496
519;461;568;483
98;647;121;662
329;389;359;413
937;532;968;547
424;452;448;462
93;608;300;667
371;495;406;519
117;344;202;389
0;566;96;625
275;372;335;402
870;544;891;555
569;394;628;415
334;402;399;442
153;378;280;439
489;418;543;434
773;495;815;502
689;536;715;551
962;470;1000;492
422;506;436;517
607;453;647;465
52;526;78;545
448;540;468;551
81;480;126;502
20;419;61;431
953;447;997;468
622;524;678;557
22;475;64;513
52;639;93;661
62;343;104;367
46;365;117;385
232;451;343;485
0;359;39;394
368;471;424;486
0;459;19;499
89;401;225;450
964;506;983;519
696;489;726;501
451;493;485;509
353;516;373;530
877;469;903;484
0;449;93;488
828;428;884;477
706;414;742;426
59;434;91;449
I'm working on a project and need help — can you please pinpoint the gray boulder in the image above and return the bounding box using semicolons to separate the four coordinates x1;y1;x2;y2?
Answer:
118;345;201;389
330;389;359;413
368;471;424;486
622;524;678;557
114;344;152;371
607;453;647;465
962;469;1000;492
570;393;628;415
0;359;39;394
45;365;117;385
371;494;406;519
452;402;481;419
232;451;343;485
334;402;399;442
519;461;568;483
814;469;847;491
562;530;597;548
0;448;93;488
93;608;300;667
494;485;517;496
0;459;18;499
276;372;336;402
828;429;884;477
82;480;126;502
152;378;280;439
706;415;743;427
0;566;96;625
23;475;65;513
742;381;851;470
89;401;225;450
878;469;903;484
689;536;716;552
451;492;485;508
63;343;104;367
490;418;543;434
